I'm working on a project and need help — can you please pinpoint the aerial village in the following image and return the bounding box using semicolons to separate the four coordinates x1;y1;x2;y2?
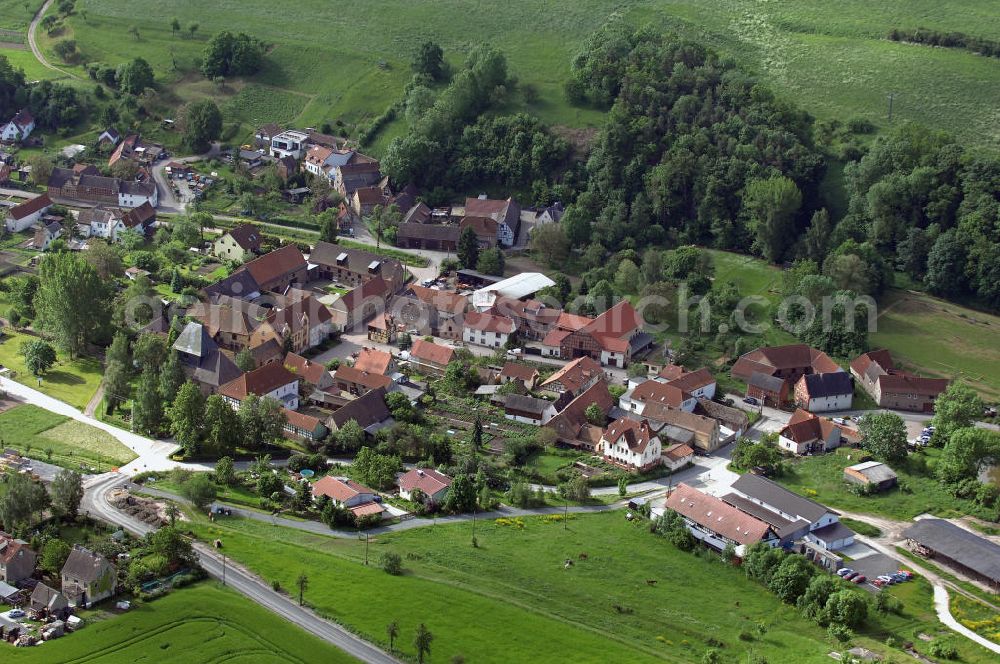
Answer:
2;116;999;658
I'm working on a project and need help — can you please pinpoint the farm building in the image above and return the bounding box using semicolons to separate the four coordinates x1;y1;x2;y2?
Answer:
902;519;1000;589
843;461;898;492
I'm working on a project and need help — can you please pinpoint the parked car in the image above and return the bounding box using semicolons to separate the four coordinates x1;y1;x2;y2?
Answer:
843;571;858;580
896;569;914;579
832;417;846;425
872;579;886;588
836;568;854;577
851;575;866;584
8;609;25;618
891;573;909;582
877;575;895;584
743;397;758;405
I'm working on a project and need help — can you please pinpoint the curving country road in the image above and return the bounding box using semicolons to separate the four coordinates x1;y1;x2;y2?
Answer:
26;0;80;80
82;474;400;664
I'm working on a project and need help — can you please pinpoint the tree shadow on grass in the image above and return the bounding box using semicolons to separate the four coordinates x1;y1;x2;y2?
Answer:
43;370;86;386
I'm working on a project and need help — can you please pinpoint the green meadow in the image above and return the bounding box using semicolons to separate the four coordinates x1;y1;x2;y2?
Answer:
181;510;1000;664
3;583;358;663
25;0;1000;152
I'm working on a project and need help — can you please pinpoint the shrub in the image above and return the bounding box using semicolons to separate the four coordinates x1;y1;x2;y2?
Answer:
827;623;853;644
928;638;958;659
381;552;403;576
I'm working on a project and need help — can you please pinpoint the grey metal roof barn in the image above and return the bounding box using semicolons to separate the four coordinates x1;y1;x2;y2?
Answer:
902;518;1000;585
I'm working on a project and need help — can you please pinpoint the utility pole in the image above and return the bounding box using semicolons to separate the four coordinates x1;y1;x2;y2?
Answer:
887;92;895;123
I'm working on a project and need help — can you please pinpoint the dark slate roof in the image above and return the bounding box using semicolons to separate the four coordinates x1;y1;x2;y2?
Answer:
61;546;112;583
504;393;551;416
720;492;808;539
901;519;1000;583
204;270;261;301
731;473;833;524
173;322;212;358
328;387;391;430
749;371;786;393
801;371;853;398
808;521;855;544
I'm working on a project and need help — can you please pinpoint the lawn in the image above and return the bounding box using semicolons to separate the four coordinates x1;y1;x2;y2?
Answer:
0;329;103;409
3;582;358;663
176;509;1000;664
0;404;135;470
45;1;1000;154
775;448;991;522
871;289;1000;401
0;0;43;32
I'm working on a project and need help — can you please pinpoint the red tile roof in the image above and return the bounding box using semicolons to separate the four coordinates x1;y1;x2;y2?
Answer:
665;368;716;393
849;349;895;376
463;311;515;334
283;352;329;385
311;476;377;502
9;193;52;220
665;483;771;545
658;364;686;381
220;363;297;400
241;245;307;287
630;380;692;409
282;408;324;433
878;373;949;396
406;285;468;314
780;408;838;444
500;362;538;382
354;348;393;375
546;379;615;443
583;301;642;352
0;531;33;565
398;468;453;496
732;344;840;381
663;443;695;462
540;356;604;393
334;365;393;390
410;339;454;367
603;417;656;453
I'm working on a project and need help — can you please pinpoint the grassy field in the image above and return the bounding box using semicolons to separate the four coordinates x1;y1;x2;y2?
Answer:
0;404;135;470
178;509;1000;664
0;0;43;32
0;329;103;409
4;583;358;663
871;290;1000;401
33;0;1000;153
775;448;988;522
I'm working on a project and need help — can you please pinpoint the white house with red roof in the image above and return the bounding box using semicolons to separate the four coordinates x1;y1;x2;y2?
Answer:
619;379;697;415
219;363;300;410
4;193;52;232
311;476;385;519
462;311;516;349
408;339;455;376
601;417;662;471
398;468;453;505
541;301;650;368
1;110;34;143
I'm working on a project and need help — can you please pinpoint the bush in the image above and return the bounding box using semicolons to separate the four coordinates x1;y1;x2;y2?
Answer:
381;552;403;576
928;638;958;659
827;623;853;644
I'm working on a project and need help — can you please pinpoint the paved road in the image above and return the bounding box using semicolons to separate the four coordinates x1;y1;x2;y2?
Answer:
83;474;398;663
26;0;79;81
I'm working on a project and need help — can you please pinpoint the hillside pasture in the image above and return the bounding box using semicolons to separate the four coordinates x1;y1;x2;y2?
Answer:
34;0;1000;153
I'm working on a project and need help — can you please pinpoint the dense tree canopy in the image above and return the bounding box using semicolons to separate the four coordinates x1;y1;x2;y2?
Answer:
201;31;265;78
561;25;823;257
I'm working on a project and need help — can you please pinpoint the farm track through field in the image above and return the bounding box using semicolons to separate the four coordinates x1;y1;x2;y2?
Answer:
27;0;80;80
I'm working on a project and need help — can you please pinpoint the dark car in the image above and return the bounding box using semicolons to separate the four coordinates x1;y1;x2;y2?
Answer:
743;397;758;405
851;575;866;584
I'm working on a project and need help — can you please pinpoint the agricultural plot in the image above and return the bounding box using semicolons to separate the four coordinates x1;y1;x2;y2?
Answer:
3;583;358;663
